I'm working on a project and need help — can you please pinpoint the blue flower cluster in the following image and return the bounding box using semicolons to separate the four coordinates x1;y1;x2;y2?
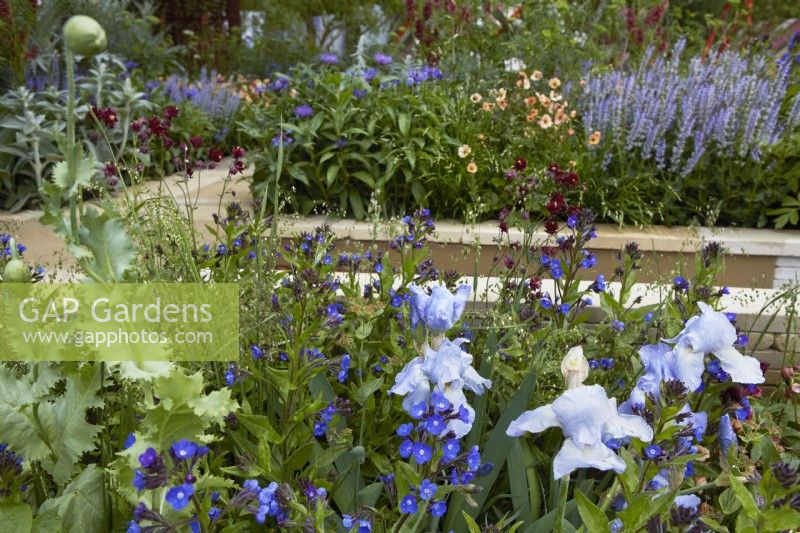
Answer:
160;67;240;120
582;39;800;175
0;233;26;258
386;284;494;518
312;397;352;438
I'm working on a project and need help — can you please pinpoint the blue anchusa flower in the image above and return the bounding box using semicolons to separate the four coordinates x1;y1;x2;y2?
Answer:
590;274;606;293
294;104;313;119
580;252;597;270
362;68;378;82
171;439;198;461
717;413;739;453
123;432;136;450
429;501;447;517
165;483;195;511
422;414;447;436
313;398;352;438
673;276;689;292
319;53;339;65
343;514;373;532
644;444;663;460
611;320;625;332
373;52;392;65
400;494;418;514
325;303;345;327
337;354;351;383
540;297;553;309
418;478;437;500
224;364;247;386
271;132;293;147
567;215;579;228
254;481;288;524
550;260;564;279
410;442;433;464
251;344;264;360
442;438;460;462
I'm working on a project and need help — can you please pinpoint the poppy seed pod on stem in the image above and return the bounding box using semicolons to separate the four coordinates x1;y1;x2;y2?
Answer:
3;238;30;283
63;15;107;57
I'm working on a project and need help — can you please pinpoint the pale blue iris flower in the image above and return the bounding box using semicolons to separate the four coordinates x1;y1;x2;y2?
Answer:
629;303;763;407
389;339;491;438
507;385;653;479
409;284;471;331
664;302;764;385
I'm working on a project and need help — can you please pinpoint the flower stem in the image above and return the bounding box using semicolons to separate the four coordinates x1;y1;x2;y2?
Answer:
65;47;79;240
554;475;570;533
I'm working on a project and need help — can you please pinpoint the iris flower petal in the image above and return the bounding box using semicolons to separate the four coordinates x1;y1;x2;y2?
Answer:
553;439;627;480
507;404;560;437
713;346;764;384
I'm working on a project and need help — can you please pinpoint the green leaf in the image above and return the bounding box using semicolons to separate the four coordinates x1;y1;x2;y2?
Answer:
698;516;729;533
443;367;537;531
38;364;104;484
358;482;383;507
410;181;425;203
325;164;340;186
718;487;741;515
508;439;541;524
31;507;62;533
575;489;610;533
762;507;800;531
617;448;639;497
51;153;95;196
354;322;373;340
37;465;104;533
461;512;482;533
188;388;238;426
353;377;384;405
77;208;136;282
0;503;33;532
349;190;366;220
729;475;759;519
236;413;282;443
620;491;674;531
352;171;376;188
523;502;578;533
398;114;410;136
